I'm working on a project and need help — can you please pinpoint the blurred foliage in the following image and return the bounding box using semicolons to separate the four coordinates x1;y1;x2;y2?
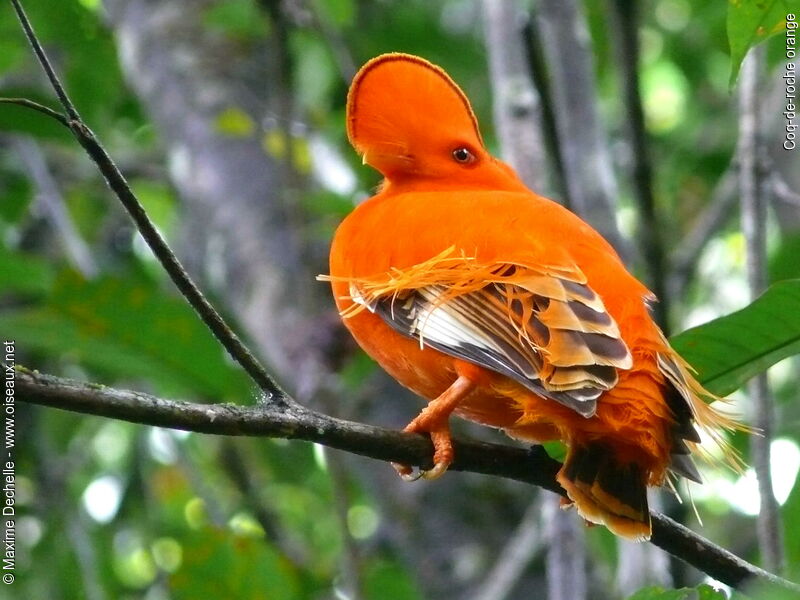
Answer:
1;0;799;599
625;585;726;600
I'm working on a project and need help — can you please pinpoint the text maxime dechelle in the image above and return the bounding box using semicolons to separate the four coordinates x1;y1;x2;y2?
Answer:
3;340;16;585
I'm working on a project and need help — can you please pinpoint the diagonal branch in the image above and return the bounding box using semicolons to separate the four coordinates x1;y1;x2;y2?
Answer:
15;368;800;595
5;0;290;406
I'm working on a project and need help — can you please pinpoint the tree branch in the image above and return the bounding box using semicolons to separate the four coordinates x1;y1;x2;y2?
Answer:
15;369;800;595
6;0;290;406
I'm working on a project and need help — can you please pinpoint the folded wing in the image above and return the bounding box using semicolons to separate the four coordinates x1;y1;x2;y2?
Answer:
349;262;632;418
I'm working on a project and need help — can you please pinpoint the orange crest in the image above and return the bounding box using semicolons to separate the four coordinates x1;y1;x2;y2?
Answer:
346;54;484;179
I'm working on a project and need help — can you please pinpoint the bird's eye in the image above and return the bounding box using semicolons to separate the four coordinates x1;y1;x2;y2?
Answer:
452;147;475;164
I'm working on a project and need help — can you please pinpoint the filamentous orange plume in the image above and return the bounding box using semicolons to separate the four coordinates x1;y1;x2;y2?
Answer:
321;53;744;540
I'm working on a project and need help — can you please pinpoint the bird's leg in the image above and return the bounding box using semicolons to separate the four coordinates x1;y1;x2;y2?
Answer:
392;375;474;481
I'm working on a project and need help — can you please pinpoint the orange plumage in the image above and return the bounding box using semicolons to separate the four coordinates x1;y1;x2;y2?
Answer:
323;53;741;540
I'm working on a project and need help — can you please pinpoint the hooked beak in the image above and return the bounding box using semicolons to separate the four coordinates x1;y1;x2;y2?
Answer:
359;145;414;178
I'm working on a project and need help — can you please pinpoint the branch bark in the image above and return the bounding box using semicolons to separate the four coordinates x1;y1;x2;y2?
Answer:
15;368;800;595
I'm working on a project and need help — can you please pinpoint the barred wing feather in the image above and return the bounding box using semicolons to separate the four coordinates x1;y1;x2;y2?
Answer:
352;264;632;418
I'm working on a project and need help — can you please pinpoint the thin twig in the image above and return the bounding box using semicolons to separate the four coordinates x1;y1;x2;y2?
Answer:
522;17;568;200
771;171;800;206
608;0;670;331
737;47;784;573
6;0;290;406
31;412;107;600
219;439;309;566
0;97;69;126
16;368;800;595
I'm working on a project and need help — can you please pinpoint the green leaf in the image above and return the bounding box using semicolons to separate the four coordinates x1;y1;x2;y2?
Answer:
671;279;800;395
626;586;727;600
542;440;567;462
727;0;799;86
626;586;693;600
129;178;178;237
290;31;337;110
314;0;356;27
0;270;252;401
697;584;728;600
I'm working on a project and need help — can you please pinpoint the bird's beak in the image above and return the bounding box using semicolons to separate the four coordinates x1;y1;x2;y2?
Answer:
358;144;413;178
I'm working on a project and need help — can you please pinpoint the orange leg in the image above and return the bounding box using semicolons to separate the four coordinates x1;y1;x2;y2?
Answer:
392;375;474;481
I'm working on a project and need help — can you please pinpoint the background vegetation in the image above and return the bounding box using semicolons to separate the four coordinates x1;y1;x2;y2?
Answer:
1;0;799;599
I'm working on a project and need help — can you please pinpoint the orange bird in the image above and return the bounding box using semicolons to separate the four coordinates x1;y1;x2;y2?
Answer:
323;53;740;540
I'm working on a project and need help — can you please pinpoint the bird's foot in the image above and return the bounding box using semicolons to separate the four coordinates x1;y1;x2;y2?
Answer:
389;375;472;482
392;418;454;481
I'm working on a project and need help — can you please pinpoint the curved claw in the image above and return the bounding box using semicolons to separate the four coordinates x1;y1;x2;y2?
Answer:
391;462;423;481
391;375;473;484
421;462;450;480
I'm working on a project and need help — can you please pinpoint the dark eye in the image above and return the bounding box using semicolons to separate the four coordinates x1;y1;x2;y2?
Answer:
452;147;476;164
